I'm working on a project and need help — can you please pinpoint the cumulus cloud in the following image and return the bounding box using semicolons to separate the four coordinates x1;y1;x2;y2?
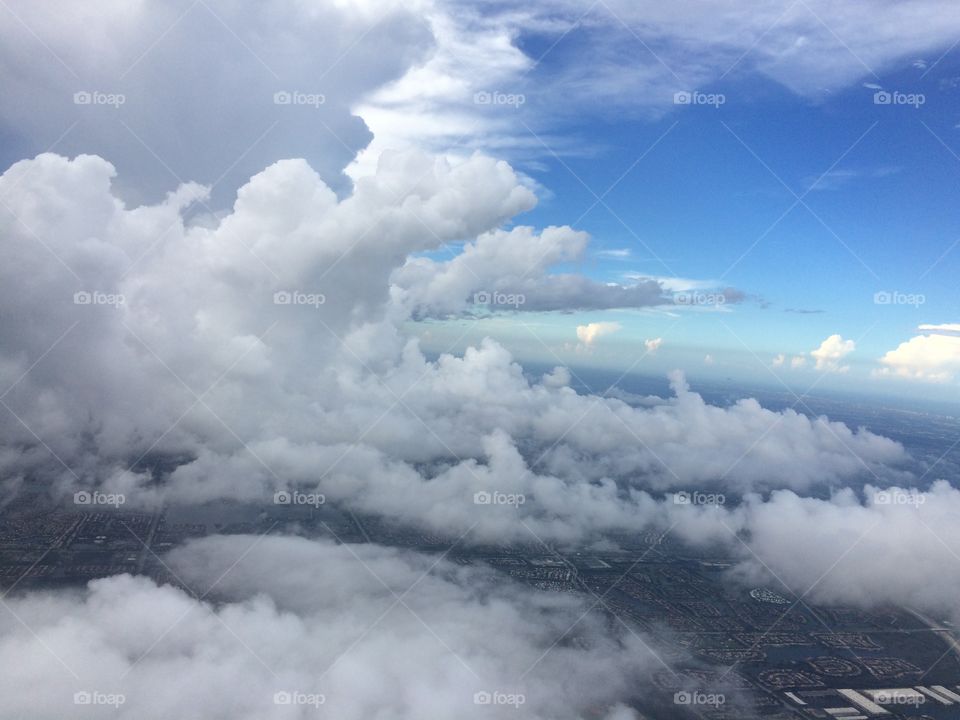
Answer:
144;361;911;545
877;325;960;382
0;149;529;489
392;226;669;317
809;334;855;373
668;482;960;623
575;321;622;347
0;534;659;719
772;352;812;370
644;337;663;353
3;3;959;716
0;152;913;546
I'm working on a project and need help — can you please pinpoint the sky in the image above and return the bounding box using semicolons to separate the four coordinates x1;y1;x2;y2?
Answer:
2;2;960;718
388;3;960;402
2;1;960;403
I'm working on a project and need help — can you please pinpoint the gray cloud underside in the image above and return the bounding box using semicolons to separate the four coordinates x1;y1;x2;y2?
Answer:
0;534;656;719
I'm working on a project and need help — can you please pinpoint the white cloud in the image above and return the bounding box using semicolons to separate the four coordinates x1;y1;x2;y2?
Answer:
626;274;719;293
876;328;960;382
644;337;663;353
575;321;622;347
773;353;810;369
0;149;532;498
4;0;960;195
393;226;669;317
3;2;960;714
347;4;535;178
676;481;960;622
918;323;960;333
0;535;657;719
810;334;855;373
596;248;631;259
0;152;911;546
348;0;960;168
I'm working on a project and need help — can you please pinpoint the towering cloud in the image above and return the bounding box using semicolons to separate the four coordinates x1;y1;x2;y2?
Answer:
0;152;909;543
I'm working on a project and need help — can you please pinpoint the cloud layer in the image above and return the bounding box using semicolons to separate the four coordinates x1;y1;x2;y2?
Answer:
0;151;911;548
0;534;656;719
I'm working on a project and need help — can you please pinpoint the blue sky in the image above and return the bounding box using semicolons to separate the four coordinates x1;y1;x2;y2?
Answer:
407;15;960;403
